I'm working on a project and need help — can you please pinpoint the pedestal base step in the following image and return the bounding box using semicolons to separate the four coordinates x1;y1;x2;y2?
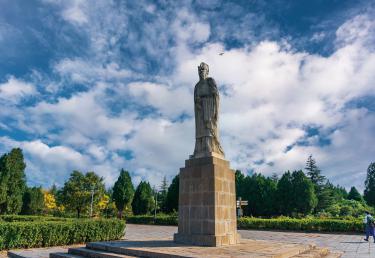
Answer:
49;239;342;258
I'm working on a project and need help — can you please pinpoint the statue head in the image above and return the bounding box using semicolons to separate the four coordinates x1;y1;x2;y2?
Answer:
198;62;209;80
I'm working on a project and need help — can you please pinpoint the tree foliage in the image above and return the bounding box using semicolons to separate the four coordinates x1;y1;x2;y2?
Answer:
158;176;168;213
132;181;154;215
59;171;105;218
347;186;363;202
21;187;44;215
0;148;27;214
236;172;277;216
112;169;134;218
277;170;317;215
364;162;375;207
305;155;336;212
166;175;179;213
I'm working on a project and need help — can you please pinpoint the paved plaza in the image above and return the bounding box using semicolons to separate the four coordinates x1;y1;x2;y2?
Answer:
7;224;375;257
123;224;374;258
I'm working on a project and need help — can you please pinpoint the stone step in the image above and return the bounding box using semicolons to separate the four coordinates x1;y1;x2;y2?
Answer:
50;253;85;258
69;247;138;258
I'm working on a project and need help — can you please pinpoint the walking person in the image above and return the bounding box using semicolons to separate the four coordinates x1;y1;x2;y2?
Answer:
364;211;375;243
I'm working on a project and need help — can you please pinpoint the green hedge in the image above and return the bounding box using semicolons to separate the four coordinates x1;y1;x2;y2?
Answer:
127;215;363;233
237;217;363;233
126;215;178;225
0;215;71;223
0;219;125;250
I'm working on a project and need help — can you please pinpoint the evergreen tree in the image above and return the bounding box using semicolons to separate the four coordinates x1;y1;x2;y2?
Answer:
235;170;245;199
276;171;294;215
305;155;325;186
364;162;375;207
131;181;154;215
270;173;279;183
241;173;277;216
50;184;58;197
277;170;317;215
305;155;333;212
291;170;318;214
347;186;363;202
21;187;44;215
60;171;105;218
0;154;9;213
330;184;348;200
158;176;168;213
112;169;134;218
166;175;179;213
0;148;27;214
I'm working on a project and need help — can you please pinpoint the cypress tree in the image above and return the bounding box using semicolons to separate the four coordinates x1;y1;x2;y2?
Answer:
166;175;179;213
131;181;154;215
112;169;134;218
0;148;27;214
21;186;45;215
347;186;363;202
364;162;375;207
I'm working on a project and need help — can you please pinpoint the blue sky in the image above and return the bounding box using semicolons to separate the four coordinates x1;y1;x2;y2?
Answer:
0;0;375;191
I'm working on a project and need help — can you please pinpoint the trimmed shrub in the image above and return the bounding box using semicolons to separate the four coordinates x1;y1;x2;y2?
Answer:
126;215;178;226
237;217;363;233
0;218;125;250
127;215;363;233
0;215;71;222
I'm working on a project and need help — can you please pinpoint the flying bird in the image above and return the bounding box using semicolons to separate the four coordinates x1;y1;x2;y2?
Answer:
219;52;224;56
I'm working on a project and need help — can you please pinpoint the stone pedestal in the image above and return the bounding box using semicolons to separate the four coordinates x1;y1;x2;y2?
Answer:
173;156;239;246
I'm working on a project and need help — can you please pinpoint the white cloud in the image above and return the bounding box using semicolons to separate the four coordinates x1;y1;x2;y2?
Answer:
0;76;36;103
1;5;375;193
128;82;192;118
55;58;133;84
335;14;375;50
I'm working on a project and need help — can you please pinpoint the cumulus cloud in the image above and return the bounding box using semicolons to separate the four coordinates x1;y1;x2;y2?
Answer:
0;76;36;103
1;2;374;192
55;58;133;84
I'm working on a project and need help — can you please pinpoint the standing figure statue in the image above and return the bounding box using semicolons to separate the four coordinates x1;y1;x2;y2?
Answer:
193;62;225;158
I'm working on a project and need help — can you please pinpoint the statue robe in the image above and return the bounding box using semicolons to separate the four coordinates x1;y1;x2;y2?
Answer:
193;77;224;157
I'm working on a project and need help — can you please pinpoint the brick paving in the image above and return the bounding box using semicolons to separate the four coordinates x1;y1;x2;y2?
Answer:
7;224;375;257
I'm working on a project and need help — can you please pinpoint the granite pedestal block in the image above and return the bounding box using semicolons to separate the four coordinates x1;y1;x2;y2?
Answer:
173;156;239;246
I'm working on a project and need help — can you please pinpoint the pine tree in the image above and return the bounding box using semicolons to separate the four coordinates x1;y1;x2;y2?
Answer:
131;181;154;215
0;148;27;214
347;186;363;202
112;169;134;218
166;175;179;213
158;176;168;213
364;162;375;207
305;155;325;185
305;155;334;212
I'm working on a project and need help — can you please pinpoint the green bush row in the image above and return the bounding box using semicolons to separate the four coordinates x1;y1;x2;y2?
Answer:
127;215;364;233
0;219;125;250
0;215;71;222
237;217;363;233
126;215;178;226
